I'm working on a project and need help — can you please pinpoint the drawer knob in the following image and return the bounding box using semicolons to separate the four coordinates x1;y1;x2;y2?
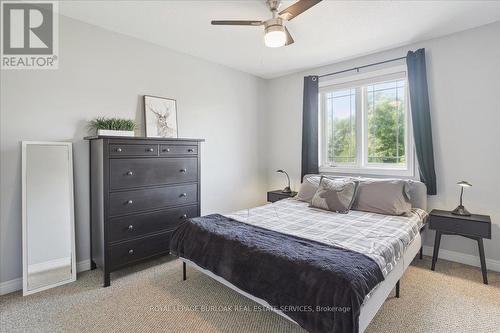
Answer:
126;200;133;205
180;214;188;219
187;148;194;152
180;168;187;173
163;148;171;152
147;148;154;152
128;249;134;255
128;224;134;230
126;171;133;176
116;148;122;152
180;193;187;198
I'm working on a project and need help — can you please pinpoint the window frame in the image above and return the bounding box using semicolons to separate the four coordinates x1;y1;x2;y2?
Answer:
318;66;415;177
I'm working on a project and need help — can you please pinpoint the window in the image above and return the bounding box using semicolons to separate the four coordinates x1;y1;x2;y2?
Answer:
319;67;414;176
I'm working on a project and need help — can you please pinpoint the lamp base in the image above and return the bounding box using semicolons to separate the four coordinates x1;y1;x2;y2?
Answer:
452;205;471;216
281;186;292;194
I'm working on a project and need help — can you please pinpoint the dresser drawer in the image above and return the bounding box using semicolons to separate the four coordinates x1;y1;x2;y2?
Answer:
110;157;198;190
159;145;198;155
109;184;197;216
109;233;170;269
108;205;198;243
109;144;158;157
429;215;491;238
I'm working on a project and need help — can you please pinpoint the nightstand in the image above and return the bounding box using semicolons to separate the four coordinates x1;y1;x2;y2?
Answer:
429;209;491;284
267;190;297;203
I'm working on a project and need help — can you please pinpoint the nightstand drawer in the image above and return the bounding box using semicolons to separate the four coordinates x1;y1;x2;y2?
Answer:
429;215;491;238
267;190;297;203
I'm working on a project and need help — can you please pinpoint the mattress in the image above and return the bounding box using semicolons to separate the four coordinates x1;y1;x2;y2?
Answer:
226;198;427;276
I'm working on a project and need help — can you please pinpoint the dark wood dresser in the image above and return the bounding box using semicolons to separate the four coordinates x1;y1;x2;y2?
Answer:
85;136;204;286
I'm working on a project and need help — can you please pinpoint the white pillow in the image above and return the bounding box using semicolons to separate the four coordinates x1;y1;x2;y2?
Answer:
296;175;321;203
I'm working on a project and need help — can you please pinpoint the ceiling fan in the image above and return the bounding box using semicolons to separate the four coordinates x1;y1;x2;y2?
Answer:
211;0;322;48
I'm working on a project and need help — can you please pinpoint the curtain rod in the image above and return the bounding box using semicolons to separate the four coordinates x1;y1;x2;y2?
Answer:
318;56;406;79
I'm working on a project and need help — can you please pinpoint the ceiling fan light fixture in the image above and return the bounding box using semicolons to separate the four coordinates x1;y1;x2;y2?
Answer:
211;0;323;48
264;24;286;48
264;28;286;48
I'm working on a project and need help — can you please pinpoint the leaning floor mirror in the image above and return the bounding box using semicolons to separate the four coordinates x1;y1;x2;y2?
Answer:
22;141;76;296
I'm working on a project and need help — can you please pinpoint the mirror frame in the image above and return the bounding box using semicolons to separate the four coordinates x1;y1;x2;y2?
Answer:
22;141;76;296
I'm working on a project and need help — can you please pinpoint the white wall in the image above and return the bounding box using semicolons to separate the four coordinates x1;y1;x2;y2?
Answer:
0;16;268;284
263;22;500;264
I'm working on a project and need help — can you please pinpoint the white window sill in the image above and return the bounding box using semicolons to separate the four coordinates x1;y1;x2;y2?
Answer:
319;166;415;178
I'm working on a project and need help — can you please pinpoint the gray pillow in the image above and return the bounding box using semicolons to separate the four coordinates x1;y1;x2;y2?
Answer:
296;175;322;203
310;177;358;214
352;179;411;216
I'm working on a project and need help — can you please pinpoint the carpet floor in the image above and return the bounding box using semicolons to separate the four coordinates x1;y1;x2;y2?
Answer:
1;256;499;333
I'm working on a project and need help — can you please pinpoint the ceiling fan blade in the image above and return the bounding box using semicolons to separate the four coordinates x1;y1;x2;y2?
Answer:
211;20;263;26
279;0;322;21
285;27;294;46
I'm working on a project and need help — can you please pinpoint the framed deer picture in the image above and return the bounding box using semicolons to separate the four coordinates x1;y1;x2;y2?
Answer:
143;95;178;138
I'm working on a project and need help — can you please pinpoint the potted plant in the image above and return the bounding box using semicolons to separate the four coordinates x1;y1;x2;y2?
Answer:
89;117;136;137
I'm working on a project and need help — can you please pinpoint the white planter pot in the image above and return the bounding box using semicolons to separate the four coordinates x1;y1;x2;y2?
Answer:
97;129;135;137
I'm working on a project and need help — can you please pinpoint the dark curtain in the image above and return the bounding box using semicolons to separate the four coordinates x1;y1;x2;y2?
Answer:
407;48;437;195
301;76;319;180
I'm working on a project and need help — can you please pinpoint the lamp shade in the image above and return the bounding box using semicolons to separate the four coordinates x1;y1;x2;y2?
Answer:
264;26;286;48
457;181;472;187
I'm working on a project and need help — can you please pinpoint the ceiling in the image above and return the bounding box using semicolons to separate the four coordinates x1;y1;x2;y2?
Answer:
59;1;500;79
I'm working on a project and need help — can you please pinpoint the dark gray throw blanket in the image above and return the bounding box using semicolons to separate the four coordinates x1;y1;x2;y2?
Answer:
170;214;384;333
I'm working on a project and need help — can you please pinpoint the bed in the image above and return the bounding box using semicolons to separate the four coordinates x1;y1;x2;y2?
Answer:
170;178;428;333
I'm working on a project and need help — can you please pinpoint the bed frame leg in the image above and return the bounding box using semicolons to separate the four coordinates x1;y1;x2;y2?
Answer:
395;280;400;298
419;246;423;259
182;262;186;281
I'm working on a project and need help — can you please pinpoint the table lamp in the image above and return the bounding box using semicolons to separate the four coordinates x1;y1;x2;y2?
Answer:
452;181;472;216
276;169;291;194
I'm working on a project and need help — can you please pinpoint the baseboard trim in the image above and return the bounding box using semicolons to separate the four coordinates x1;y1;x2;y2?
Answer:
422;246;500;272
0;259;92;296
0;278;22;296
76;259;91;272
